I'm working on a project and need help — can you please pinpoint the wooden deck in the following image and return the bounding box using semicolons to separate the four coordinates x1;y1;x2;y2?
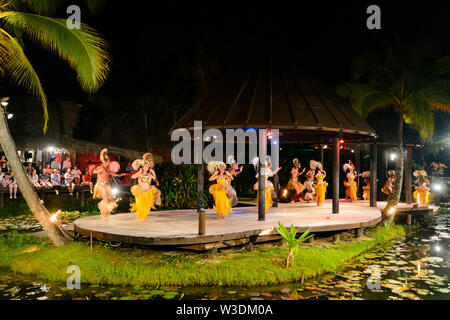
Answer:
74;200;384;249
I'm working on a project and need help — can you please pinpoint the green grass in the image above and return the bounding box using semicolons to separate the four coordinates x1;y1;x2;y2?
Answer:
0;225;405;287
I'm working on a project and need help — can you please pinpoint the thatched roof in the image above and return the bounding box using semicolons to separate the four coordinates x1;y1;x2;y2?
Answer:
172;62;377;143
4;96;163;163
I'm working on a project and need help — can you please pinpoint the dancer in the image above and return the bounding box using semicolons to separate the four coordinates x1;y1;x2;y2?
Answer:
93;149;124;219
148;157;162;209
381;170;395;202
130;153;158;222
343;161;357;201
252;156;281;210
225;155;241;207
304;167;315;203
413;170;430;205
311;160;327;206
208;161;233;219
361;171;371;200
287;158;306;204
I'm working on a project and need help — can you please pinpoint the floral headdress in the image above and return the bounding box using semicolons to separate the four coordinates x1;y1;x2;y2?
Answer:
131;153;153;171
100;148;109;164
292;158;301;168
207;161;226;175
413;170;427;177
361;171;370;179
310;160;322;170
388;170;395;177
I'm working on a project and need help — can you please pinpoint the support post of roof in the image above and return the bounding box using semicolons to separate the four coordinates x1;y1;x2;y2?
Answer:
355;144;360;196
370;142;377;207
197;139;205;213
320;146;324;165
332;137;340;214
405;146;412;204
258;129;267;221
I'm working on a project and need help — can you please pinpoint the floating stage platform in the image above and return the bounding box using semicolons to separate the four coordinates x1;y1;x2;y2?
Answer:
74;200;387;250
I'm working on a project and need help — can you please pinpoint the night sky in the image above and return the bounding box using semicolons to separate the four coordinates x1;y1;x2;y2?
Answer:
2;1;450;152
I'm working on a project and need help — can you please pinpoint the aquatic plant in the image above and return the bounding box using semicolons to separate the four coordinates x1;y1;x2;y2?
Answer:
275;222;314;268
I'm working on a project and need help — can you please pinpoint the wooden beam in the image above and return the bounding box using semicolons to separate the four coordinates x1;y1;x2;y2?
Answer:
332;137;339;214
370;143;377;207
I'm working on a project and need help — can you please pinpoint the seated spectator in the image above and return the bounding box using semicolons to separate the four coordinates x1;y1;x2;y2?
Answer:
81;172;93;194
43;164;52;175
1;162;10;175
72;165;82;184
125;161;133;172
50;169;61;195
62;156;72;173
29;169;41;188
64;168;75;196
0;155;7;166
50;157;61;170
39;171;52;188
25;162;34;176
2;172;17;199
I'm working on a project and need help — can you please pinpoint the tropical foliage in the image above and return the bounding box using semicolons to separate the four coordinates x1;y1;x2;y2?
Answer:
0;0;111;131
336;39;450;217
275;222;313;267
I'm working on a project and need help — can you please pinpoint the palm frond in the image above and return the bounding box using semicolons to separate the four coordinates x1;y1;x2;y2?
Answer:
6;0;62;15
0;28;48;131
0;11;111;94
405;93;435;141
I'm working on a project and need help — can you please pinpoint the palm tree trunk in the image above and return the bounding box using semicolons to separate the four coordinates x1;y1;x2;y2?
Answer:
0;110;69;246
384;113;404;223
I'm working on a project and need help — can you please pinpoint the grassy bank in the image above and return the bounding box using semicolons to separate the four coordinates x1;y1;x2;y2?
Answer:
0;225;405;287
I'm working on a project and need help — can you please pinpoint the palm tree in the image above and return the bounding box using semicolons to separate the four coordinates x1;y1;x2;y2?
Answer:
337;39;450;222
0;0;110;245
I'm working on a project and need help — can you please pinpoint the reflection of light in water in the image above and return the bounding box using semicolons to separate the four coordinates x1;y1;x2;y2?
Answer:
259;226;274;236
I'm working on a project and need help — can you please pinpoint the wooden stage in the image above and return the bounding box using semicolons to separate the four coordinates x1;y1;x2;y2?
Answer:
74;200;385;250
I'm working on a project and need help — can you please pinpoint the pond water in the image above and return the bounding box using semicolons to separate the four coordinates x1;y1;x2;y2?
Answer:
1;212;450;300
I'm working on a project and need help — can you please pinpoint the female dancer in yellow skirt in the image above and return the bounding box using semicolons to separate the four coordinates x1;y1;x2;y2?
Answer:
208;161;233;219
252;156;281;211
343;161;357;201
361;171;371;200
311;160;327;206
413;170;430;204
130;153;159;222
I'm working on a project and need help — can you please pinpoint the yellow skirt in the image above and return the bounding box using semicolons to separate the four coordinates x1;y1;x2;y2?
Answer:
314;181;328;206
93;183;114;200
413;188;429;205
130;185;157;219
254;182;273;210
344;181;357;201
209;183;231;218
362;186;370;200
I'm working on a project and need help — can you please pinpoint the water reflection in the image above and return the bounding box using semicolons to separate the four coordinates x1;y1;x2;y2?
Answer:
1;213;449;300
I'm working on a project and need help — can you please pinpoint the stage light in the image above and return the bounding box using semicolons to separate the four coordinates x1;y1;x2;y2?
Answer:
387;207;396;215
112;188;119;195
47;146;55;153
50;210;61;222
339;139;344;144
432;183;443;193
390;153;396;161
6;113;13;119
351;149;355;153
1;101;8;107
435;245;441;252
273;140;278;145
282;188;288;198
323;145;328;149
266;130;273;139
258;226;274;236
